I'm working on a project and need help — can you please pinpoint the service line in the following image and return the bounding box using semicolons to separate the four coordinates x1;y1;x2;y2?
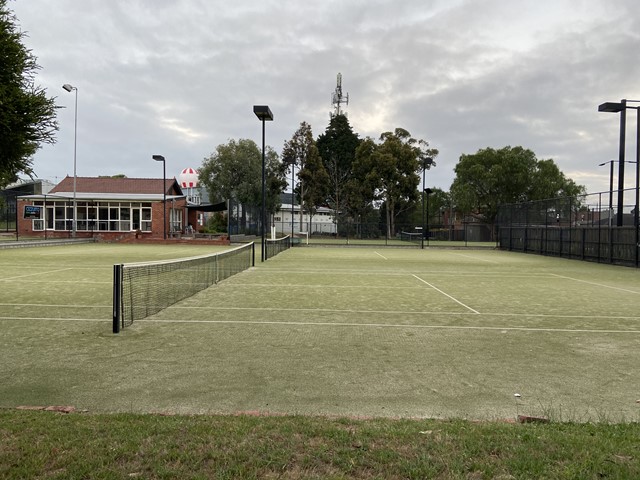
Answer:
550;273;640;294
143;318;640;335
412;274;480;314
0;268;73;281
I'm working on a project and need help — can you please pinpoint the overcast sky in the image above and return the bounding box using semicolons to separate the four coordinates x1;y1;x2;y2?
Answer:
10;0;640;196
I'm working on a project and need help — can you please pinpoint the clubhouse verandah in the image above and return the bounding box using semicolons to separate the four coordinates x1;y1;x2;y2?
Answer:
16;176;203;241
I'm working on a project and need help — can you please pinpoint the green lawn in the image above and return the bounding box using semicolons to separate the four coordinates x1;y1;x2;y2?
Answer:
1;410;639;479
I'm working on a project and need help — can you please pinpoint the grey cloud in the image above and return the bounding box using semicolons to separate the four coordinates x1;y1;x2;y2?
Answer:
10;0;640;194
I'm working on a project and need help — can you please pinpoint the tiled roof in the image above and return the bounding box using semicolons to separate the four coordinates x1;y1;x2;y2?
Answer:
50;176;183;195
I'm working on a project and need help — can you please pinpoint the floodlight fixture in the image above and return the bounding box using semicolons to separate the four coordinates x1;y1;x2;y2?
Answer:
253;105;274;122
598;102;624;113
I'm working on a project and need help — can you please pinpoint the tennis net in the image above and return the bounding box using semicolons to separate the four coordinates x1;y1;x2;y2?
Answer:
112;243;254;333
265;235;291;260
399;231;422;243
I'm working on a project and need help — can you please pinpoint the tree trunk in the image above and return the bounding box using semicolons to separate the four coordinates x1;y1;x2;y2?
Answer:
386;201;391;239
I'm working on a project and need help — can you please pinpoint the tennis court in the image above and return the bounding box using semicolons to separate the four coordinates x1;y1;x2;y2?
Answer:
1;243;639;422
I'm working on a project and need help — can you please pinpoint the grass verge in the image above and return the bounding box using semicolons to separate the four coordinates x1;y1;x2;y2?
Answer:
1;410;638;479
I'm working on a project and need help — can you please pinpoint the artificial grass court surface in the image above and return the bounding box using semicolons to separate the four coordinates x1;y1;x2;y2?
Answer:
0;243;639;422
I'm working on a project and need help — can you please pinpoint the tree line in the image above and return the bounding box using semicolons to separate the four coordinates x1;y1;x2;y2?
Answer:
199;113;584;237
199;116;442;237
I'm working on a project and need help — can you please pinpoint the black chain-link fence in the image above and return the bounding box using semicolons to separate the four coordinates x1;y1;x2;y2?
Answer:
227;199;494;247
497;189;640;267
0;201;16;232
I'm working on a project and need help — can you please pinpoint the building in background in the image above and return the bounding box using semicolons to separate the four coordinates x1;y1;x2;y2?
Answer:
17;176;186;240
1;179;55;232
273;193;336;235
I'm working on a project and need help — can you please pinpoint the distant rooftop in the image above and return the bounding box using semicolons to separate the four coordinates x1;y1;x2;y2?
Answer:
50;176;183;196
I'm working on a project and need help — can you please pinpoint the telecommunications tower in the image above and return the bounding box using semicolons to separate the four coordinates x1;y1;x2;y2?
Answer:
331;72;349;118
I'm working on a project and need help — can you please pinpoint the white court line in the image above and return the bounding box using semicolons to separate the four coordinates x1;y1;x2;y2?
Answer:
156;249;211;256
3;302;640;320
1;264;111;270
7;280;110;285
0;317;105;322
41;249;121;255
232;283;423;290
550;274;640;294
4;317;640;334
412;274;480;314
0;268;73;281
450;252;499;263
142;318;640;334
257;269;553;278
167;305;640;320
0;304;111;308
374;251;388;260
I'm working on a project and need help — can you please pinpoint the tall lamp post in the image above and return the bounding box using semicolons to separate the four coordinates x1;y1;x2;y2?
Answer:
424;188;433;247
152;155;167;240
598;160;616;227
598;159;635;227
598;100;640;227
62;84;78;237
599;99;640;266
420;156;433;249
289;160;295;237
253;105;274;262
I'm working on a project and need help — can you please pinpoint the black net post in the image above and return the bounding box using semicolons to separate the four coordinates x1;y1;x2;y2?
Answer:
112;264;122;334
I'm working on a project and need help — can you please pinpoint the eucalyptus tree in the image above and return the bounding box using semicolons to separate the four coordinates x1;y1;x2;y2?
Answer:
199;139;285;230
297;145;329;229
282;121;327;230
352;128;437;237
450;146;585;232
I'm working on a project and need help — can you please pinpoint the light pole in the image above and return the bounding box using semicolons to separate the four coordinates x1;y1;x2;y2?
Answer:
598;159;636;226
598;160;616;227
598;100;640;227
420;156;433;249
253;105;273;262
599;100;627;227
424;188;433;246
152;155;166;240
285;158;295;237
62;84;78;237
